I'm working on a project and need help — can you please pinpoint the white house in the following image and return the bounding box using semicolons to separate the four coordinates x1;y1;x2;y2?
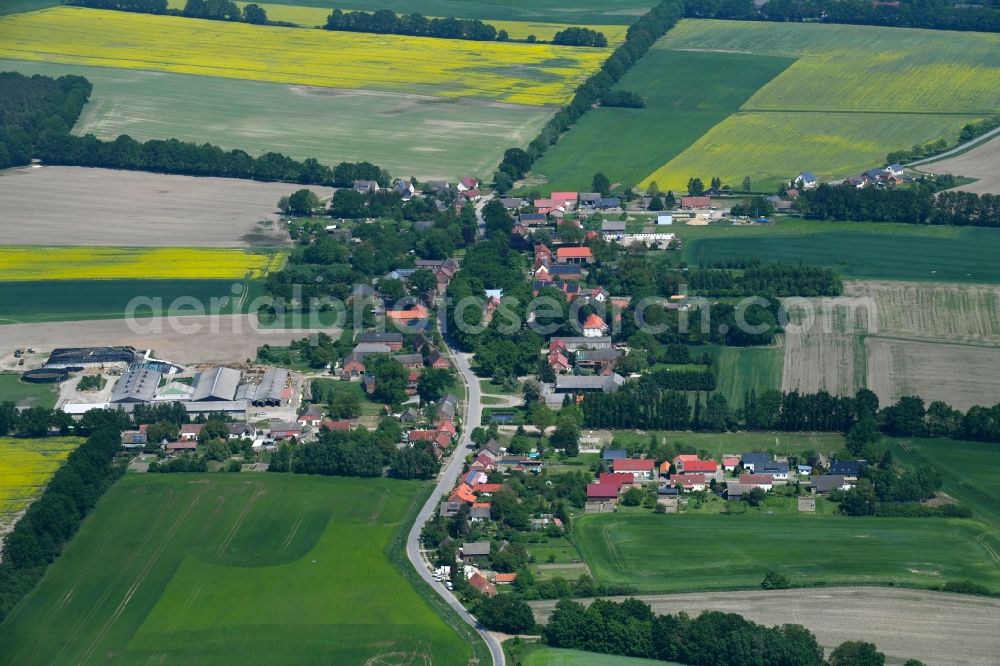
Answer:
582;314;609;338
796;172;818;189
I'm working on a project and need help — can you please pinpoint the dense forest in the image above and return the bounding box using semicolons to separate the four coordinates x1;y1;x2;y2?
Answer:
0;72;91;170
688;261;842;297
493;0;684;192
684;0;1000;33
799;183;1000;226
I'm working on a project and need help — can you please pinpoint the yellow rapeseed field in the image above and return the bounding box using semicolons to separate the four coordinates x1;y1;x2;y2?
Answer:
164;1;630;44
0;7;608;105
0;437;81;517
0;247;284;281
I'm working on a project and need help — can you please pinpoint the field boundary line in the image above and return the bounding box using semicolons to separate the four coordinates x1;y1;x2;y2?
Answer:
215;487;265;557
280;513;304;551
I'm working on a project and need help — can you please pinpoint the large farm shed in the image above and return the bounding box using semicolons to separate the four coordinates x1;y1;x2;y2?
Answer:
191;367;241;402
111;367;162;403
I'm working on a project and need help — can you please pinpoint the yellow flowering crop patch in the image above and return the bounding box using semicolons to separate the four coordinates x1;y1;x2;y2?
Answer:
0;437;82;517
164;1;630;44
642;111;983;192
0;7;608;106
0;247;285;281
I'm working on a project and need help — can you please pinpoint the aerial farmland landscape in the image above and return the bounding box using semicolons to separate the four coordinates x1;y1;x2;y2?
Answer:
0;0;999;664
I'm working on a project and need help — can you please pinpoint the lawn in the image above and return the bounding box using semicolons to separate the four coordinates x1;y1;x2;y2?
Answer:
526;49;793;192
710;345;784;407
257;0;652;24
480;378;523;395
0;246;282;281
0;279;248;323
0;474;482;664
0;436;81;517
575;513;1000;593
310;378;386;418
609;431;846;458
887;437;1000;526
684;225;1000;283
0;373;58;408
0;8;607;106
0;58;552;181
635;19;1000;190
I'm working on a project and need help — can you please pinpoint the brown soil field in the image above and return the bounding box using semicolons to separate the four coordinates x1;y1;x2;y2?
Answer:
866;337;1000;411
921;134;1000;195
530;588;1000;665
780;300;869;396
845;280;1000;343
0;316;335;364
0;166;333;247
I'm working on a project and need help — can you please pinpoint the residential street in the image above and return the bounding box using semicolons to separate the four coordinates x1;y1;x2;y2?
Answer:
404;340;505;666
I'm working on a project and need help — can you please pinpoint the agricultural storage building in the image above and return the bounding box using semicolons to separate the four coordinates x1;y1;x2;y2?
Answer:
191;367;241;402
111;367;162;403
47;346;140;368
250;367;288;406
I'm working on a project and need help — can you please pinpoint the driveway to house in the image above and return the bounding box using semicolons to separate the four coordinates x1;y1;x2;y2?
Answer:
404;338;504;665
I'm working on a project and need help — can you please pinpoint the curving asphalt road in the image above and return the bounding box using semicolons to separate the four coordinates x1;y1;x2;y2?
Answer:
404;341;505;666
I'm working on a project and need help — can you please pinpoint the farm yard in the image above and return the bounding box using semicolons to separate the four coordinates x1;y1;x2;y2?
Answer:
529;588;1000;666
0;436;81;519
865;338;1000;411
2;59;552;181
524;48;793;191
0;8;607;106
573;513;1000;594
0;474;480;665
0;167;323;247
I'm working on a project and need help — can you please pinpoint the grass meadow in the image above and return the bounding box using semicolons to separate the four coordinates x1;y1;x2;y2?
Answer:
0;8;607;106
710;345;784;407
682;223;1000;283
0;474;481;664
0;436;81;517
518;645;681;666
525;49;792;192
574;513;1000;594
888;437;1000;526
0;373;58;409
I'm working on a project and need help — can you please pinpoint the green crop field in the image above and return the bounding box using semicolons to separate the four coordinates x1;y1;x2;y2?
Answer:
0;474;481;664
643;20;1000;191
0;0;58;15
519;645;681;666
610;430;845;458
525;49;792;192
0;373;58;409
711;345;784;407
2;59;552;181
888;437;1000;526
0;279;246;323
575;513;1000;594
260;0;652;24
684;224;1000;283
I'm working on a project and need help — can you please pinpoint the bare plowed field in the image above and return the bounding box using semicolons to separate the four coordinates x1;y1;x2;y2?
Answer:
0;316;334;364
921;134;1000;195
530;588;1000;665
780;300;870;396
0;167;330;247
866;337;1000;411
845;280;1000;343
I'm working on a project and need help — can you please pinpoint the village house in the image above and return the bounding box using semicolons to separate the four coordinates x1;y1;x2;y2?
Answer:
556;246;594;265
353;179;380;195
460;541;491;563
270;421;302;440
586;481;622;504
796;171;818;189
680;195;711;209
830;460;866;479
297;404;323;428
179;423;204;441
582;313;609;338
612;458;657;482
740;453;771;474
722;456;740;472
165;440;198;454
356;331;403;351
669;473;709;492
809;475;850;494
468;571;497;597
739;473;774;491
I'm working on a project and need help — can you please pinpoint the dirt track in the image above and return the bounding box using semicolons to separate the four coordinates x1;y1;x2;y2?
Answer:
0;316;337;364
0;166;333;247
921;134;1000;195
530;588;1000;665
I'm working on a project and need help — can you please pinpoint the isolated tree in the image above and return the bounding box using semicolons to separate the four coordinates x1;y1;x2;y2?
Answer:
241;2;267;23
592;172;611;196
761;570;791;589
664;191;676;209
742;176;752;192
829;641;885;666
287;188;321;216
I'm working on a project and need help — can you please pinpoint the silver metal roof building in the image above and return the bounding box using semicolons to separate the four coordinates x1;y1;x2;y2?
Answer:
110;367;162;403
191;367;242;402
251;367;288;406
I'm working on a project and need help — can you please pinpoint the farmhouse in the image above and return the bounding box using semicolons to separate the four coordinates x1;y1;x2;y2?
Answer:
468;571;497;597
297;404;323;427
356;332;403;351
586;482;622;504
460;541;491;563
680;196;711;209
612;458;656;481
669;473;708;492
739;474;774;491
582;314;608;338
270;421;302;440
